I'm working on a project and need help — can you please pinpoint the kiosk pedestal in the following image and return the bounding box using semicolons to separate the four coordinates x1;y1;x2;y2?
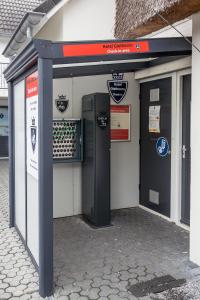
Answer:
82;93;110;227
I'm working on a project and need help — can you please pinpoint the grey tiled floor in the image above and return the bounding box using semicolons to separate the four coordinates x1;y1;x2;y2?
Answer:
0;160;194;299
54;208;191;299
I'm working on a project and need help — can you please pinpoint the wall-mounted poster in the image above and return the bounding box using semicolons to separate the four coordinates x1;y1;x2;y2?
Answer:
111;105;131;141
0;107;8;136
26;71;39;179
149;105;160;133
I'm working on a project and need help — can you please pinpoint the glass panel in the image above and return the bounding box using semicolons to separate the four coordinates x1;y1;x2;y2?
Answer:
0;107;8;136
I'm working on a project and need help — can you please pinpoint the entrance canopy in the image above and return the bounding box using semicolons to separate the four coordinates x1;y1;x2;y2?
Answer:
5;37;191;81
4;38;192;298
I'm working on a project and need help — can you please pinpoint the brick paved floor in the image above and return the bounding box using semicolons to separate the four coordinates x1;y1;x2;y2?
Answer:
0;160;195;299
0;160;41;300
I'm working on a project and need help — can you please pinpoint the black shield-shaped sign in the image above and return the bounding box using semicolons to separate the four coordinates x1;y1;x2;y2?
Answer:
31;126;37;152
55;96;69;113
107;80;128;104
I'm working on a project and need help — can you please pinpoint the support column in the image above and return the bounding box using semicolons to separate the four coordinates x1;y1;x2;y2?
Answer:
38;58;53;297
8;81;15;228
190;12;200;265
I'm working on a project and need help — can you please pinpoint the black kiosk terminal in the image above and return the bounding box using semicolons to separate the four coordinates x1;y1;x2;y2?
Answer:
82;93;111;227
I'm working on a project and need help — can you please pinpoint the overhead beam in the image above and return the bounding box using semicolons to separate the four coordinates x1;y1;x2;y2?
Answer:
50;38;191;64
4;38;192;82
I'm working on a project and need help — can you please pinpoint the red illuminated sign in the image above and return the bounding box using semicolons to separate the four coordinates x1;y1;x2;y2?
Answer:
63;41;150;57
26;71;38;98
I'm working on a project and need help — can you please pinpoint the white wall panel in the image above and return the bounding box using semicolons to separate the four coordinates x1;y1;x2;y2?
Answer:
110;74;140;209
14;80;26;239
53;79;74;218
27;174;39;264
53;73;140;218
26;72;39;265
190;12;200;265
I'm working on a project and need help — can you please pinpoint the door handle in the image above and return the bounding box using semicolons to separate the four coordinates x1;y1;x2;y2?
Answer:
182;145;187;159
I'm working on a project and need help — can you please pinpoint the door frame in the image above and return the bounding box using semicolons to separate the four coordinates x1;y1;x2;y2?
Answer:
139;76;172;217
138;70;191;228
177;69;192;227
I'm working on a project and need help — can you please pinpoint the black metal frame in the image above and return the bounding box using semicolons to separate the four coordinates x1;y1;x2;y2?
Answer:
4;37;192;298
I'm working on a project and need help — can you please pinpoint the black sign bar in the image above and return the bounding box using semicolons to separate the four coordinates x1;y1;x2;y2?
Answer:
4;38;192;81
50;37;192;64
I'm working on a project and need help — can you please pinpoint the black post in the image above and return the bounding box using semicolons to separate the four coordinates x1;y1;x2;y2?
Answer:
8;81;15;228
38;58;53;297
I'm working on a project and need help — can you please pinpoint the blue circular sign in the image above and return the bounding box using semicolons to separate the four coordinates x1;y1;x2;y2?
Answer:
156;137;169;157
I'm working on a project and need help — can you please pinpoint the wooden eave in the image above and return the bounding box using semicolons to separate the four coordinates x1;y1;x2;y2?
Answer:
115;0;200;38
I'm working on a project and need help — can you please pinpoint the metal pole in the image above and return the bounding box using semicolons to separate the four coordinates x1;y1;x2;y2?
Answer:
8;81;15;228
38;58;53;297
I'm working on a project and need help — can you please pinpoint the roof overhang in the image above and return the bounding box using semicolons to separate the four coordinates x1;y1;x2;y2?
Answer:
2;12;45;58
115;0;200;39
2;0;72;60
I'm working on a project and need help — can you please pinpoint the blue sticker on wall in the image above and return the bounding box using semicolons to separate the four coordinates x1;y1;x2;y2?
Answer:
156;137;169;157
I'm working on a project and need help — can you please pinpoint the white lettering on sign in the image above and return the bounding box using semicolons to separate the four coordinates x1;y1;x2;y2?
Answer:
26;71;39;180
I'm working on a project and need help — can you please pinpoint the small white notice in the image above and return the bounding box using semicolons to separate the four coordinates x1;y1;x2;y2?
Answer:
149;105;160;133
26;71;39;179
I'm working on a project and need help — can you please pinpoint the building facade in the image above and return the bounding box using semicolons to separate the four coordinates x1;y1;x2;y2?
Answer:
114;0;200;267
0;0;45;158
3;0;200;296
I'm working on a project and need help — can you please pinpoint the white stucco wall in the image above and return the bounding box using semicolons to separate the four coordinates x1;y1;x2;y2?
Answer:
37;0;115;41
145;18;192;38
53;73;140;218
0;37;10;63
36;9;63;41
190;12;200;265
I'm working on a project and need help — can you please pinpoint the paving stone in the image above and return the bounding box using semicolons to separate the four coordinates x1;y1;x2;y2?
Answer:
0;160;193;300
58;284;82;296
6;286;19;293
0;292;12;299
19;295;32;300
30;291;42;299
103;273;120;283
0;274;6;280
80;287;100;299
13;290;25;297
0;288;5;295
56;296;69;300
109;295;128;300
110;280;128;291
0;283;9;289
119;291;131;298
76;279;93;289
91;278;111;288
99;285;119;297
